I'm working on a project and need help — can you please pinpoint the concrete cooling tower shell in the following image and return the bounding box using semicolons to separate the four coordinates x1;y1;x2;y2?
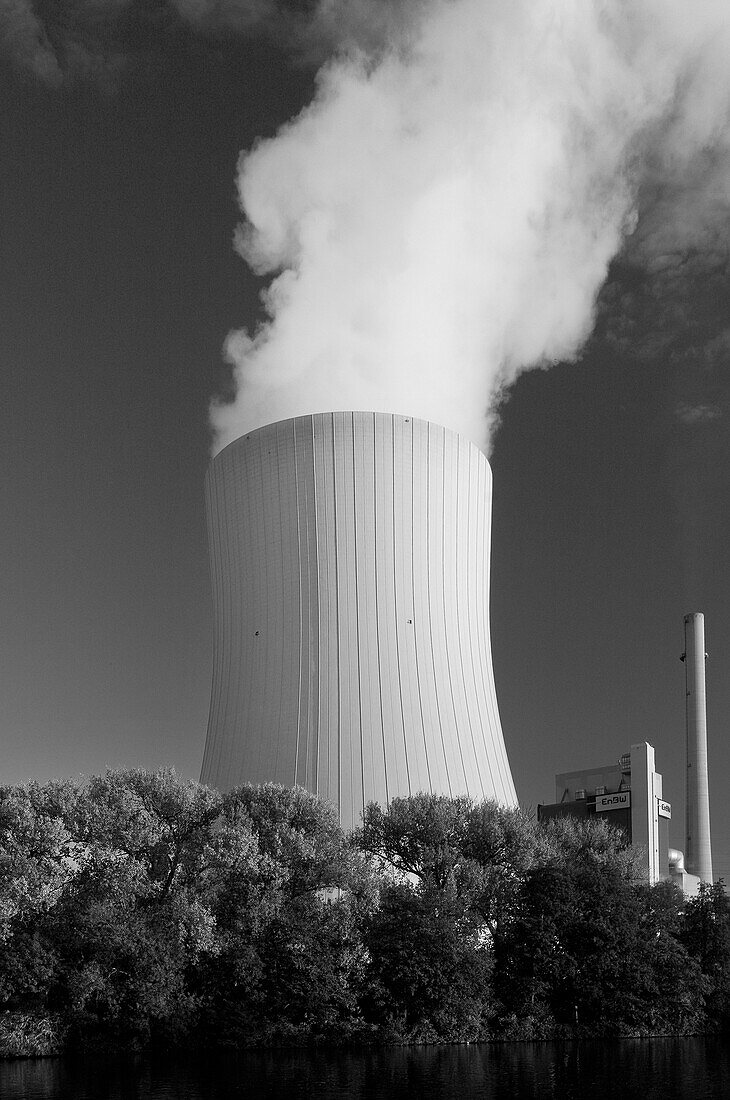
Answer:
201;411;517;827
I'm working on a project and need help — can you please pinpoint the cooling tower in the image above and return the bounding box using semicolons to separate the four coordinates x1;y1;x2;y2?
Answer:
683;612;713;882
201;411;517;827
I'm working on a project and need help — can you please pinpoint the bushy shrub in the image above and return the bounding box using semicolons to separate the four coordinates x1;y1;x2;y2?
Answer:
0;1011;66;1057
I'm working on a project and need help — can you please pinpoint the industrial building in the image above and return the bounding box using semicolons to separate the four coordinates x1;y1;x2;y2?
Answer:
538;742;678;886
538;614;714;895
200;411;517;828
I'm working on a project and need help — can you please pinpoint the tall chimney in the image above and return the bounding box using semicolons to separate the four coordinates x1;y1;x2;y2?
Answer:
683;612;713;883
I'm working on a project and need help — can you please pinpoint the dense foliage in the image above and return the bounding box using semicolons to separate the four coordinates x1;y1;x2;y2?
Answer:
0;771;726;1053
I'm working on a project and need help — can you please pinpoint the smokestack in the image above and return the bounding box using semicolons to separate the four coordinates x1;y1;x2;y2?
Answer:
201;411;517;827
683;612;713;883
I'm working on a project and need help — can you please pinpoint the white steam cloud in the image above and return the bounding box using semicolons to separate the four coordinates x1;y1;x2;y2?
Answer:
213;0;730;453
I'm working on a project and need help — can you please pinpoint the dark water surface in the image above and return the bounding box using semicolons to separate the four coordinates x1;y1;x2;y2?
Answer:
2;1038;729;1100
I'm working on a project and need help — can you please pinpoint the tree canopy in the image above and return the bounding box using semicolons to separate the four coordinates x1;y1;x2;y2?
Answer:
0;771;725;1053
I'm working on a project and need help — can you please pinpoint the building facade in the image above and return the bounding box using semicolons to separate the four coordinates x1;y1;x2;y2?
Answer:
538;742;701;892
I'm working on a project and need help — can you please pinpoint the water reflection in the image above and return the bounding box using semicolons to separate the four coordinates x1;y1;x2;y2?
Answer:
2;1038;730;1100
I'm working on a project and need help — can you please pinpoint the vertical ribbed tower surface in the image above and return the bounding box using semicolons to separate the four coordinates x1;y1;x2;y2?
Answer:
201;411;517;828
684;612;713;882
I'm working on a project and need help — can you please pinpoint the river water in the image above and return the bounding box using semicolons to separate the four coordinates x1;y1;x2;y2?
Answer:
2;1038;729;1099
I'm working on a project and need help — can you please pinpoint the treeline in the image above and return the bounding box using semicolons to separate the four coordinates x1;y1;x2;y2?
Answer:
1;770;729;1054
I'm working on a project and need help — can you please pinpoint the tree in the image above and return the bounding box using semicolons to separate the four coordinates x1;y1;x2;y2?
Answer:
0;781;84;1008
43;770;228;1044
357;794;534;1039
360;794;537;917
198;784;374;1045
359;794;473;888
494;818;705;1036
680;881;730;1029
361;877;493;1041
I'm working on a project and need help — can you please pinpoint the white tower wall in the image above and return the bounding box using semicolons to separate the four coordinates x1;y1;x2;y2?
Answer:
201;411;517;828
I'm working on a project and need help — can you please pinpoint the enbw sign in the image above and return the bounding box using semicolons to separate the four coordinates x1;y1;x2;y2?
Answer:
595;792;630;812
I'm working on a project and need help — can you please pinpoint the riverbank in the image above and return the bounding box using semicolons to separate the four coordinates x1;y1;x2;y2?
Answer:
3;1037;730;1099
1;1008;716;1061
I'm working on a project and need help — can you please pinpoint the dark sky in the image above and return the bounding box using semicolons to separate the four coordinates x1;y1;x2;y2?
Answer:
2;8;730;879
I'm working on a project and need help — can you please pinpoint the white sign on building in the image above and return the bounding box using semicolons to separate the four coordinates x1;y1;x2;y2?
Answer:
595;792;631;812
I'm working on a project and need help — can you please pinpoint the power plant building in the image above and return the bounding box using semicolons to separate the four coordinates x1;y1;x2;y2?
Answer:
537;614;715;895
538;743;674;886
538;738;710;895
200;411;517;827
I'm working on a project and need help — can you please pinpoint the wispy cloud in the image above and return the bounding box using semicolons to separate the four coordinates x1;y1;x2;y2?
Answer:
0;0;63;84
676;402;723;424
0;0;143;84
0;0;424;84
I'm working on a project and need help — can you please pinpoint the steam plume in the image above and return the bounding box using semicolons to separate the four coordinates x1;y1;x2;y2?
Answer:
213;0;730;453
